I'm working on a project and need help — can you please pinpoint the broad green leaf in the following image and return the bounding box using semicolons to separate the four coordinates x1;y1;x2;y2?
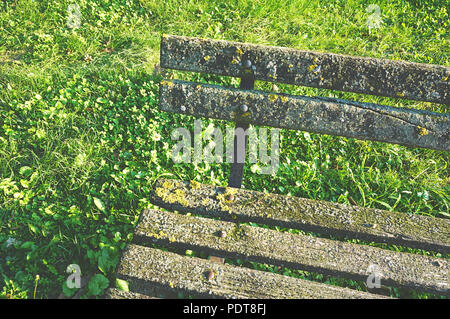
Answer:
88;274;109;296
62;281;77;297
20;241;35;250
19;166;33;177
115;278;129;292
28;224;38;235
20;179;30;188
93;197;106;212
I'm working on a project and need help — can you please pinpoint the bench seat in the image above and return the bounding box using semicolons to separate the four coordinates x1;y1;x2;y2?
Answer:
106;179;449;299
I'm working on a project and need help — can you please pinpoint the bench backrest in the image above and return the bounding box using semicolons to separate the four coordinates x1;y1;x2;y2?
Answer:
159;35;449;152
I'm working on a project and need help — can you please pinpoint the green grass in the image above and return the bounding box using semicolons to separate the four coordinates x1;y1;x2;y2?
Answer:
0;0;448;298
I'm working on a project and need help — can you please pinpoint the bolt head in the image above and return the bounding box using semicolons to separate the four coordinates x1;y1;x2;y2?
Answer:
180;105;186;112
206;270;215;281
219;231;227;238
243;60;252;69
240;104;248;112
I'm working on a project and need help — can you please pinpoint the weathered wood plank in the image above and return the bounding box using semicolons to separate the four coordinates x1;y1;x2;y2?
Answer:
134;209;449;294
116;244;388;299
104;288;159;299
150;179;450;254
160;35;450;105
160;80;449;151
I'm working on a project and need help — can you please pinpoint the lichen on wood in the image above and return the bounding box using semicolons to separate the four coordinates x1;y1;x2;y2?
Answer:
104;288;158;299
150;179;450;254
115;244;388;299
133;209;449;294
160;35;450;105
160;80;450;151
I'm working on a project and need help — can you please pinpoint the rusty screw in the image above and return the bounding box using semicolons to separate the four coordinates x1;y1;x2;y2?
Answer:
225;194;234;201
206;270;215;281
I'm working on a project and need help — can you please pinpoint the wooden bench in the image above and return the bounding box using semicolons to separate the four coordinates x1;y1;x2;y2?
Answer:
106;35;449;299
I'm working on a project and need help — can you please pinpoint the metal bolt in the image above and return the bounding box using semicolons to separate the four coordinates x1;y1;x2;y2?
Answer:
206;270;215;281
180;105;186;112
240;104;248;112
243;60;252;69
219;230;227;238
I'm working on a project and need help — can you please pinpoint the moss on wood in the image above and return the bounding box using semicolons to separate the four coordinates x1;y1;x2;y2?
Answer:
160;35;450;105
160;80;450;151
133;209;449;295
151;179;450;254
115;244;388;299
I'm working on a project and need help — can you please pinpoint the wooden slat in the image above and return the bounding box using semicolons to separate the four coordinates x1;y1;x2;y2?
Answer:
134;209;449;294
160;80;450;151
160;35;450;105
115;244;388;299
104;288;158;299
150;179;450;254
